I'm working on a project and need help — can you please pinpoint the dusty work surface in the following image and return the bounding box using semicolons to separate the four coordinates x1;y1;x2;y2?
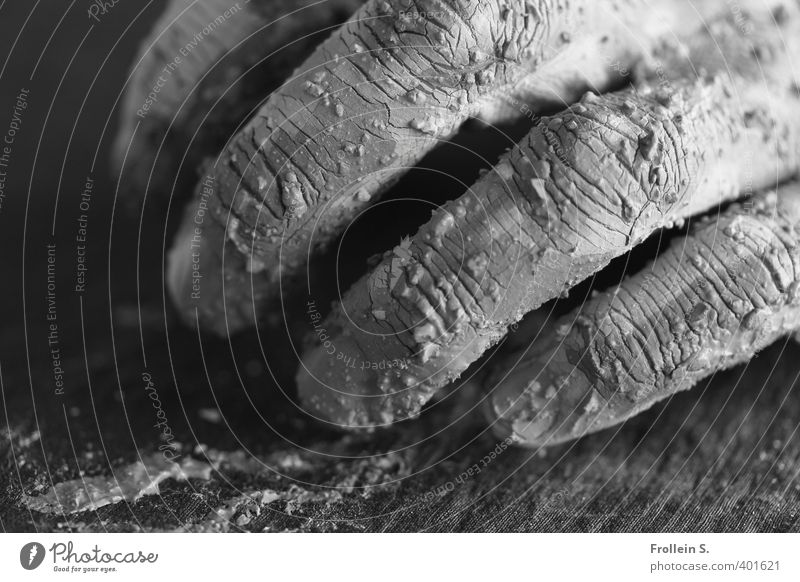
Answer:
2;303;799;532
1;2;799;533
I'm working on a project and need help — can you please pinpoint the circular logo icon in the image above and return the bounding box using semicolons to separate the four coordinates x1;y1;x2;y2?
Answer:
20;542;46;570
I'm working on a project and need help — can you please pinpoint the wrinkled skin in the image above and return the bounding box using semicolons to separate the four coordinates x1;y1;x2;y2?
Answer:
116;0;800;446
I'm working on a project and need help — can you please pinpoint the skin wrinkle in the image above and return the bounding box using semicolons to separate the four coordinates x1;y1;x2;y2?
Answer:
732;233;779;307
417;276;451;325
429;236;482;301
647;118;684;209
425;248;479;327
398;267;445;328
230;142;290;221
266;136;323;210
714;231;771;304
166;0;731;335
606;296;656;386
422;254;468;320
619;284;664;378
551;137;633;236
548;136;618;221
660;264;692;370
384;279;432;335
297;4;800;427
115;0;364;210
692;253;742;324
755;227;796;296
590;112;659;190
358;23;407;78
245;129;288;219
116;0;796;441
480;184;527;253
639;277;681;371
490;184;800;447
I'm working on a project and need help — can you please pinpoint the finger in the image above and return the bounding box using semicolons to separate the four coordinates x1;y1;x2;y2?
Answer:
114;0;362;212
297;4;800;428
165;0;729;335
485;182;800;447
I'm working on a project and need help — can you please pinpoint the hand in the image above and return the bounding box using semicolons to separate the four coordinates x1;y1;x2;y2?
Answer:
115;0;800;445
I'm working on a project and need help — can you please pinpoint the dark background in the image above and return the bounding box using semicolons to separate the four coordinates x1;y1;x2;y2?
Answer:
0;0;799;532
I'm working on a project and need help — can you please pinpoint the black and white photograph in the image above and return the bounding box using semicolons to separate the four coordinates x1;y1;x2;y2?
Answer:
1;0;799;578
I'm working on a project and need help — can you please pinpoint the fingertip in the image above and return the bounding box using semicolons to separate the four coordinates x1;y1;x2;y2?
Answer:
485;344;595;447
166;218;200;318
166;215;255;336
296;341;377;430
